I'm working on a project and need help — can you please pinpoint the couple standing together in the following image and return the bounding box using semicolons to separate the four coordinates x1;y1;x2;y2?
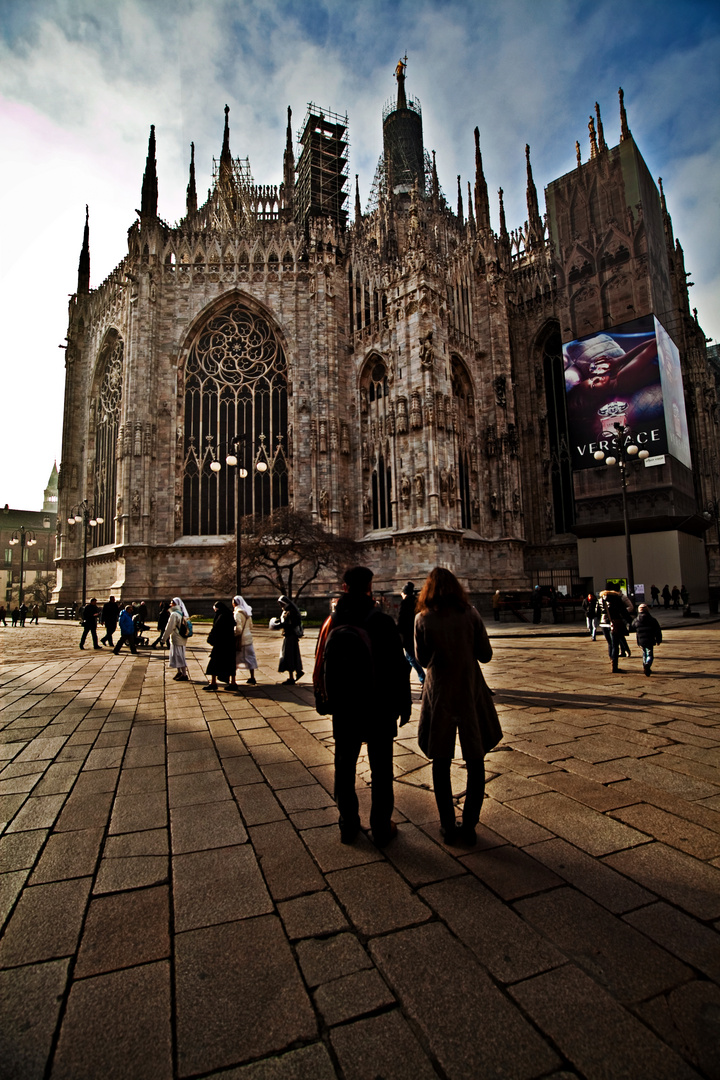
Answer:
315;566;502;849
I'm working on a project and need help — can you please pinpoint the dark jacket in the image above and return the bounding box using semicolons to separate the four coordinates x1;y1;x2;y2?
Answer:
82;602;100;627
207;603;237;680
632;611;662;648
329;593;411;735
415;604;502;760
397;593;418;653
102;600;119;629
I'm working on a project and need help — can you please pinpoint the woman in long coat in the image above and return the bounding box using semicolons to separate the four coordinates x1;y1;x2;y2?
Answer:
205;601;237;691
233;595;259;685
161;597;190;681
414;567;502;846
277;595;303;684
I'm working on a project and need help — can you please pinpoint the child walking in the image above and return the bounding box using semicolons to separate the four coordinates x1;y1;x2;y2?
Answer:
632;603;662;676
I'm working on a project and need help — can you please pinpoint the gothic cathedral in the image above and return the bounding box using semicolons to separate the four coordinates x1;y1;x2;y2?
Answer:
55;62;719;610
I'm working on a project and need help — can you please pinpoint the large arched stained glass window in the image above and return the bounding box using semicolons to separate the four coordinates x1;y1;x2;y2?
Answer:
451;355;475;529
93;333;123;546
182;300;288;535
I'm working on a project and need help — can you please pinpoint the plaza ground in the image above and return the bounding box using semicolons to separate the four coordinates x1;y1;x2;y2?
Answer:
1;610;719;1079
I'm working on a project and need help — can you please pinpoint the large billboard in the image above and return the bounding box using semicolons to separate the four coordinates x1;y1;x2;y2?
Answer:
563;314;691;470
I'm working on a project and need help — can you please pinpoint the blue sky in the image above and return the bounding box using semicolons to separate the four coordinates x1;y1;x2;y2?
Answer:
1;0;718;509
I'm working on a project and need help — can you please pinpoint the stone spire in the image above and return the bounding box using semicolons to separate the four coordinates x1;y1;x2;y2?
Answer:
525;145;543;243
355;174;362;223
576;140;582;168
186;142;197;217
431;150;439;208
283;106;295;193
456;176;464;226
588;116;599;159
619;87;631;142
77;205;90;295
220;104;232;170
140;125;158;219
395;55;408;110
595;102;607;152
498;187;508;242
473;127;491;232
467;181;475;232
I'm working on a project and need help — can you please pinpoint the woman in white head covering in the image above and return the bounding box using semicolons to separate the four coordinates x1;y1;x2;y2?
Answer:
161;597;190;681
233;595;259;685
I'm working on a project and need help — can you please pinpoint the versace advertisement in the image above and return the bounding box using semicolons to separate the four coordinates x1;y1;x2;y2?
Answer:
563;314;691;471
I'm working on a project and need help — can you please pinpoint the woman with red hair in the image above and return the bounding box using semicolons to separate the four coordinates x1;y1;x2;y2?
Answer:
415;567;502;846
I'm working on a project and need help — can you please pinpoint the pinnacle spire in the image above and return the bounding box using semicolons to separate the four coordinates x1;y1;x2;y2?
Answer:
576;140;582;168
595;102;607;152
355;174;362;223
77;204;90;295
283;106;295;191
473;127;491;232
140;124;158;219
619;87;631;141
467;181;475;231
431;150;439;207
186;143;197;217
221;104;232;168
588;116;598;159
498;188;508;241
457;175;464;226
395;55;408;110
525;144;543;242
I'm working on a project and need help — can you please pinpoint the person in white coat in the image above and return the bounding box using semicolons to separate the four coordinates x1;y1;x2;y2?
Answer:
233;595;259;685
161;597;190;681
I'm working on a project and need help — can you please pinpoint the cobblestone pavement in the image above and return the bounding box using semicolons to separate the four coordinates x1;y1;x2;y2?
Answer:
1;618;719;1079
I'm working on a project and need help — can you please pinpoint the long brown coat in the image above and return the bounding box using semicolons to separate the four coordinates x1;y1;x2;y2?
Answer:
415;604;502;760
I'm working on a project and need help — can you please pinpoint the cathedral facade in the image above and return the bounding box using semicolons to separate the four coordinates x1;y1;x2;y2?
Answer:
54;64;719;611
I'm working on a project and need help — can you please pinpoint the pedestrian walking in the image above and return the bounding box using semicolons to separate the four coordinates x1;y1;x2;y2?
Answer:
276;595;304;684
100;595;120;646
662;584;671;609
397;582;424;685
150;600;170;648
233;595;258;685
414;567;502;847
0;604;7;626
492;589;502;622
113;604;138;655
18;603;28;626
314;565;410;846
650;584;660;607
680;584;689;607
597;590;632;673
79;598;101;650
632;603;663;676
671;585;681;609
29;604;39;624
204;601;237;692
582;593;598;639
161;597;190;681
11;607;20;626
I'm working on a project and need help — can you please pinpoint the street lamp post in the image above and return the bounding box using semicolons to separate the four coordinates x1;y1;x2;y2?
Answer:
210;436;268;595
67;501;104;609
9;526;37;606
593;421;649;600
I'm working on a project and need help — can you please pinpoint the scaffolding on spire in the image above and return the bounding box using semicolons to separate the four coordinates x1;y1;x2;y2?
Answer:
295;104;349;232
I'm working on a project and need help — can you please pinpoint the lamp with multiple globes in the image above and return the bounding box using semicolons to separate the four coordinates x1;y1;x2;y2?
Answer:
9;526;37;606
66;501;104;608
592;422;649;600
209;435;269;594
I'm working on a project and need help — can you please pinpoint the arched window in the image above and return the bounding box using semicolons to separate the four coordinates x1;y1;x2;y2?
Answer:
92;333;123;546
182;300;288;536
361;357;393;531
542;326;574;533
451;355;475;529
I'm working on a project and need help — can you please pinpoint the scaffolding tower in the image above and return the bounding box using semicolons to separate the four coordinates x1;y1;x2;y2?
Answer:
295;104;349;232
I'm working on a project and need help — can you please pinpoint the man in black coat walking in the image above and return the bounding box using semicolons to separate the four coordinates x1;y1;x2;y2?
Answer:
316;566;411;847
80;598;101;650
397;581;424;685
100;595;120;646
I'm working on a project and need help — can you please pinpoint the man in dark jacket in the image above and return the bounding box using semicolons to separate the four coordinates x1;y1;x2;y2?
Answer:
318;566;411;847
396;581;424;685
100;595;120;646
632;603;662;676
79;598;101;650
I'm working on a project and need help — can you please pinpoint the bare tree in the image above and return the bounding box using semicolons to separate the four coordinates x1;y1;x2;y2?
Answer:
218;508;359;600
19;572;57;610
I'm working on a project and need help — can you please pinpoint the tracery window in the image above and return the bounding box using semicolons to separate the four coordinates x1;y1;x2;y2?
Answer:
361;356;393;530
92;334;123;546
182;300;288;536
451;355;475;528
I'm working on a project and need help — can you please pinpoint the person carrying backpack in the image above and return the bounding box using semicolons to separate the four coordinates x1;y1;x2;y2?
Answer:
314;566;411;847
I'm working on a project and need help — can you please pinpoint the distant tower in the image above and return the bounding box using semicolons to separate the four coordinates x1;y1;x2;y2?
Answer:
43;462;59;513
383;56;425;195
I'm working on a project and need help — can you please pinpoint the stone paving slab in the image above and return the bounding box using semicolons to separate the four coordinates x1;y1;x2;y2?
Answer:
1;621;719;1078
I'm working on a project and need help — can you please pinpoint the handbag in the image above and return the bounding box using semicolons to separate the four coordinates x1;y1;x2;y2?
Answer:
295;624;304;638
